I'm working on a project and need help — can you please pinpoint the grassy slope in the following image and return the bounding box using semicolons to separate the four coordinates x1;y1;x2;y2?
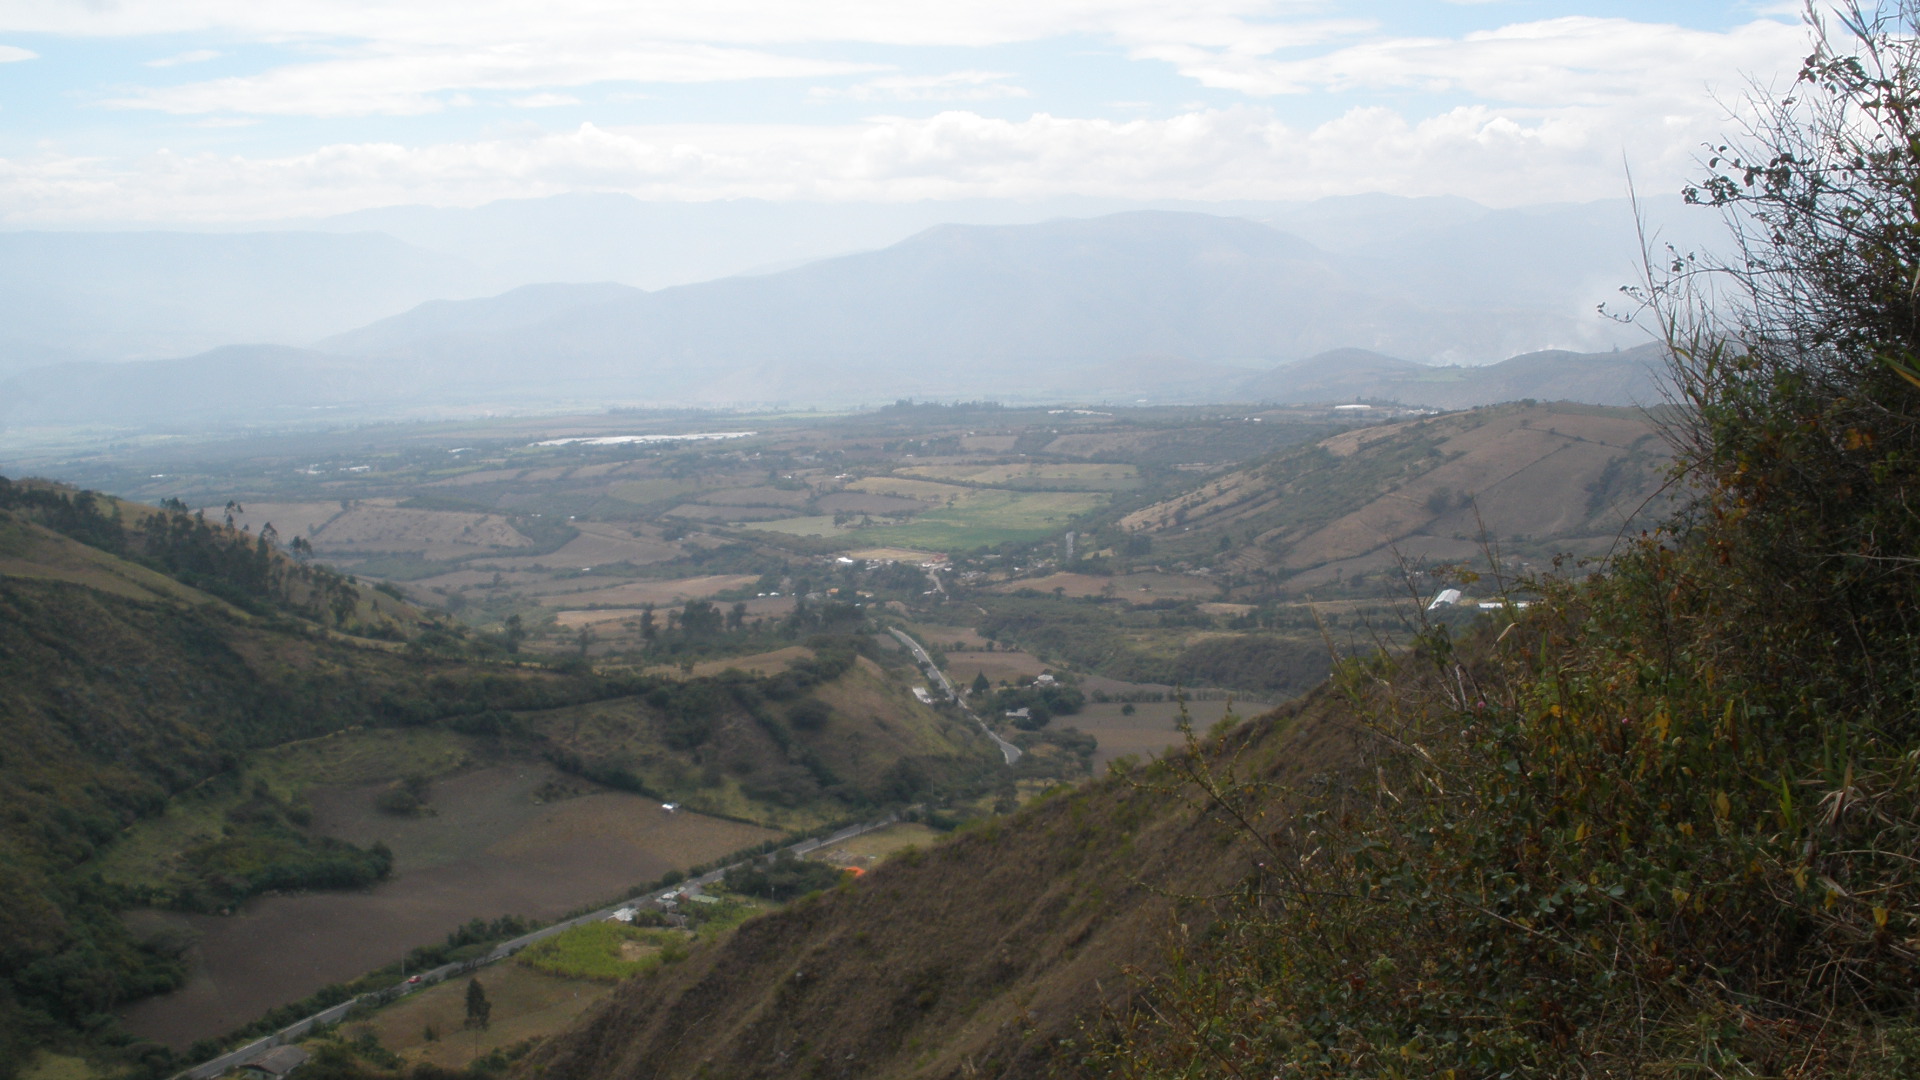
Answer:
528;654;999;830
523;698;1361;1080
0;510;223;607
1117;402;1670;577
0;500;618;1073
0;488;1003;1075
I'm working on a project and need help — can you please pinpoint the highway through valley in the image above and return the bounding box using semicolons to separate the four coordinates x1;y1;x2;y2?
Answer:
888;627;1021;765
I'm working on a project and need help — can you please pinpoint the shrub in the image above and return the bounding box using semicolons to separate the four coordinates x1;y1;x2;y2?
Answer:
1081;11;1920;1075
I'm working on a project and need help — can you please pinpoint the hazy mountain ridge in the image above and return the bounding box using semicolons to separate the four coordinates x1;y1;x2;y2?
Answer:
0;207;1681;430
318;211;1624;379
318;282;646;358
0;191;1710;372
0;231;491;368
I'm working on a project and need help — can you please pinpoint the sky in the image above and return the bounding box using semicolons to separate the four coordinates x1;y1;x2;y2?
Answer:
0;1;1814;225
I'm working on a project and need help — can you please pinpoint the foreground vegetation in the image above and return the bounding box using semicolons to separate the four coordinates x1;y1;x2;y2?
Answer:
1075;14;1920;1075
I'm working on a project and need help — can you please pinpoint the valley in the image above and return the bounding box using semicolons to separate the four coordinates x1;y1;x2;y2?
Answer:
0;390;1674;1079
6;11;1915;1077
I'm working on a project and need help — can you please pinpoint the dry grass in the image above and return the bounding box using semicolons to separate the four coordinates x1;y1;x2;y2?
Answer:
960;435;1019;452
740;515;842;537
643;646;815;679
988;572;1116;598
804;822;944;868
900;463;1139;485
1121;404;1668;577
216;501;352;539
354;964;612;1067
847;476;970;500
1067;699;1264;771
224;501;533;559
691;486;812;508
1112;572;1225;600
471;525;679;572
538;574;758;608
524;699;1363;1080
902;622;993;650
942;649;1050;686
0;515;221;607
844;547;942;563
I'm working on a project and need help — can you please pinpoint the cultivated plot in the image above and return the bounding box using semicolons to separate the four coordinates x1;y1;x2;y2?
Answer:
118;767;772;1048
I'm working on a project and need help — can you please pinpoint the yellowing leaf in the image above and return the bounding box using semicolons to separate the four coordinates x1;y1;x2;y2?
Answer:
1874;906;1890;929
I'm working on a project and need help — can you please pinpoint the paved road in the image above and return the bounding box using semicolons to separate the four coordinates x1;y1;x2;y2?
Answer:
889;627;1021;765
175;815;900;1080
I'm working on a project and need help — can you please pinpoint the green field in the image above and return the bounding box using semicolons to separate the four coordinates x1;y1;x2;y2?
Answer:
899;463;1140;490
742;487;1105;551
851;489;1106;550
95;727;476;889
518;922;687;981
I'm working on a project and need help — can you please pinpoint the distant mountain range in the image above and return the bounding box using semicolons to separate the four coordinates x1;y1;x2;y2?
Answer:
0;205;1688;431
0;230;487;373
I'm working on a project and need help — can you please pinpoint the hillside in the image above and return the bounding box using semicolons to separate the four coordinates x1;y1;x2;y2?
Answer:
526;698;1360;1080
1114;401;1672;591
0;484;606;1070
1236;342;1671;408
0;478;1000;1077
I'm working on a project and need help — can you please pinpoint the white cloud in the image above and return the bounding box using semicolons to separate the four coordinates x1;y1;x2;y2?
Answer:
0;95;1752;225
0;6;1816;222
0;2;1316;49
0;44;35;62
810;70;1029;102
24;1;1350;117
105;44;883;116
1150;16;1803;104
146;48;222;67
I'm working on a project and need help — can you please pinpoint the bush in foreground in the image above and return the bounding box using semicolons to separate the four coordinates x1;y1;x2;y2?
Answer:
1081;9;1920;1076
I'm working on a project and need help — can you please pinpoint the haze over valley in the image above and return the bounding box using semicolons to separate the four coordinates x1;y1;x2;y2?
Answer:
0;195;1697;433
